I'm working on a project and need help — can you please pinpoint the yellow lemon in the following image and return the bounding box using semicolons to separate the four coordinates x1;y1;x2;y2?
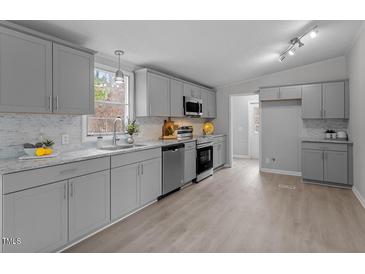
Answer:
35;148;45;157
44;148;53;155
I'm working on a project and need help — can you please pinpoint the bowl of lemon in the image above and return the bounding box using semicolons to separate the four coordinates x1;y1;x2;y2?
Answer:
23;138;55;157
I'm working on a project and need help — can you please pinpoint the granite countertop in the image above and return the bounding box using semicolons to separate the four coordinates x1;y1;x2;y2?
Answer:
0;134;227;175
301;138;353;144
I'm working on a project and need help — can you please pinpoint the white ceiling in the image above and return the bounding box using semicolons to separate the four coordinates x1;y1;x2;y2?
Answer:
13;20;363;87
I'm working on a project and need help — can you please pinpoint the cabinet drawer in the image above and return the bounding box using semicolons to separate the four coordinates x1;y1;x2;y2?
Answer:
213;136;226;144
184;141;196;150
301;142;347;152
111;148;161;168
3;157;110;194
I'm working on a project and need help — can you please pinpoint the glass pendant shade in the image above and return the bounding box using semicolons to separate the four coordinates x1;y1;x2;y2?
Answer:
115;69;124;84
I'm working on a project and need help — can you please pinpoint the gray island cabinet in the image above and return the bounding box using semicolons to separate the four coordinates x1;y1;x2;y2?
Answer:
301;141;353;186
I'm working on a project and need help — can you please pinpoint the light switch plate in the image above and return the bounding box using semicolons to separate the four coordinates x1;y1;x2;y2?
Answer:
61;134;69;145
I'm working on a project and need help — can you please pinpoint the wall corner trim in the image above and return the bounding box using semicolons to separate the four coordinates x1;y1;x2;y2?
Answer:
353;187;365;209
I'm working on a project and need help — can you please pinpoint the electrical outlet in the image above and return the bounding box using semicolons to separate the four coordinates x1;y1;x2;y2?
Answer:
61;134;69;145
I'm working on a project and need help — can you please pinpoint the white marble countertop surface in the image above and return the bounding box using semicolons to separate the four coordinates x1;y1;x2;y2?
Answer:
301;138;353;144
0;134;227;175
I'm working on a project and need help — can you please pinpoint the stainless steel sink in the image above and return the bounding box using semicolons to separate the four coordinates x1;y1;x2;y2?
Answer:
99;144;146;151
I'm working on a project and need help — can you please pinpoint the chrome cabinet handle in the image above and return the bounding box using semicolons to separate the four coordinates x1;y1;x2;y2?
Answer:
54;96;59;111
70;182;74;198
49;96;52;111
64;183;67;200
141;164;143;175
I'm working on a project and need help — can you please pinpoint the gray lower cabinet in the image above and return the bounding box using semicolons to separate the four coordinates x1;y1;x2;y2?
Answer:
324;150;348;184
68;170;110;242
184;148;196;184
3;180;68;253
53;43;94;114
111;163;139;220
0;26;53;113
302;142;351;185
213;137;226;169
140;158;161;206
302;149;324;181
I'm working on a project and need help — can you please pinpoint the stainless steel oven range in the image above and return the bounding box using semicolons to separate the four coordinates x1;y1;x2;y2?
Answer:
196;136;214;182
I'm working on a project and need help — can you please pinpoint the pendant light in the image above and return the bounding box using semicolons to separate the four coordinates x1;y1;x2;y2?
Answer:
114;50;125;84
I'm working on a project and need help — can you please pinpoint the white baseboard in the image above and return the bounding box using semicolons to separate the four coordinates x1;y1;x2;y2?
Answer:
353;187;365;209
233;154;250;159
260;168;302;177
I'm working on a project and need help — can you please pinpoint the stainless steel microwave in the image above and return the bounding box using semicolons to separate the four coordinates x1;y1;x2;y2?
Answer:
183;96;202;116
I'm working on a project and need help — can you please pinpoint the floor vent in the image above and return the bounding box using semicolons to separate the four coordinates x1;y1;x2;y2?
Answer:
278;184;296;190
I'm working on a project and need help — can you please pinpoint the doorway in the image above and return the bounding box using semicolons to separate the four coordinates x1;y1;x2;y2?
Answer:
230;94;259;160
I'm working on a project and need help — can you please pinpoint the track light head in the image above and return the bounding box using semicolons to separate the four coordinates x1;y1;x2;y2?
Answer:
279;55;286;62
288;48;296;56
298;40;304;47
310;28;318;38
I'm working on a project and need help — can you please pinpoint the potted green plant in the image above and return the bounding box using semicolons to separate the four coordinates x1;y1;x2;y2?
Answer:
125;119;139;144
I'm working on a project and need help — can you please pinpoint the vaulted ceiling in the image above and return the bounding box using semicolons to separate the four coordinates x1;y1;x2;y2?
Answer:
13;20;363;87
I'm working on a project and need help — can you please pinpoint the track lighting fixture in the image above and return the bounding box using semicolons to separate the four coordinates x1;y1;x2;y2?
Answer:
278;25;318;62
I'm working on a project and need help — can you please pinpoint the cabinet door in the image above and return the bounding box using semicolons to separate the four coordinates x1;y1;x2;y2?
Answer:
201;90;209;118
69;171;110;242
170;79;184;117
324;151;348;184
140;158;162;205
279;85;302;100
3;181;68;252
260;87;279;101
208;90;217;118
219;141;226;166
302;149;324;181
0;27;52;113
213;143;219;169
147;72;170;116
184;83;201;98
302;84;322;119
53;43;94;114
323;82;345;119
111;163;139;220
184;149;196;183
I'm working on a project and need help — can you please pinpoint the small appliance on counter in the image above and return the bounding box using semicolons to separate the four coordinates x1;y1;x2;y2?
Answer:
325;129;348;140
176;126;193;140
336;130;348;140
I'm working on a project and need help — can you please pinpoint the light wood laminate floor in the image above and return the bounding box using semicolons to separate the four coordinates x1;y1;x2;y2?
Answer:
66;159;365;252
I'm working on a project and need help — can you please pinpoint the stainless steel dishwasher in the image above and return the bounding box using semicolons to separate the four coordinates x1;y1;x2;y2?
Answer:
161;143;185;198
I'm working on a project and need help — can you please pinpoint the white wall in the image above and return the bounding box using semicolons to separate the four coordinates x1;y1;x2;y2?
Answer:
215;56;348;166
231;94;258;156
347;23;365;201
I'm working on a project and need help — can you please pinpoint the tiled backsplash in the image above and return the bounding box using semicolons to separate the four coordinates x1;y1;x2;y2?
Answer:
301;119;349;139
0;114;207;159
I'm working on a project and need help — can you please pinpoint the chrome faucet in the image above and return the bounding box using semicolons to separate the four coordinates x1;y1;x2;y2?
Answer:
112;117;123;146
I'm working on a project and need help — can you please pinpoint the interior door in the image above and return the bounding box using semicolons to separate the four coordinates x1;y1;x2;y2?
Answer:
68;170;110;242
302;84;322;119
0;26;52;113
323;82;345;119
248;101;260;159
3;180;68;252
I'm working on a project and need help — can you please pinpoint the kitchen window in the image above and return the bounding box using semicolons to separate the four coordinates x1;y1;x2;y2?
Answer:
82;65;133;141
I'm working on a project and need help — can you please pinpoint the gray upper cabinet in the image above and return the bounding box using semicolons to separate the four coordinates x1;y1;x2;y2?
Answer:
302;84;323;119
201;89;216;118
135;69;170;117
140;157;161;206
53;44;94;115
302;149;324;181
68;170;110;242
324;150;348;184
184;83;201;99
111;163;139;220
0;26;53;113
3;180;68;253
260;87;280;101
279;85;302;100
170;79;184;117
323;82;345;119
